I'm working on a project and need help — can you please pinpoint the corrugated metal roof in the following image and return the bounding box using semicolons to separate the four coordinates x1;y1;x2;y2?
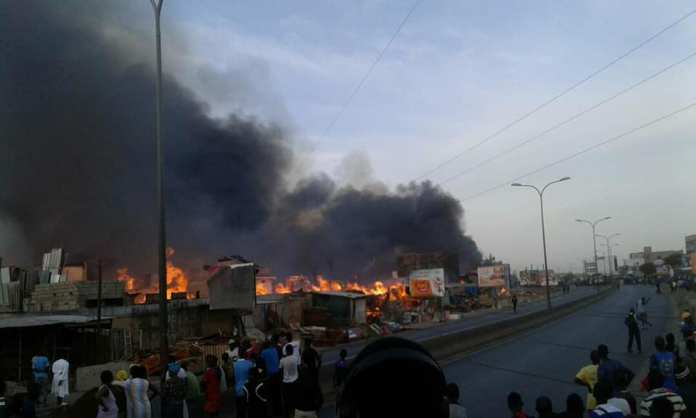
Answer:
0;313;94;329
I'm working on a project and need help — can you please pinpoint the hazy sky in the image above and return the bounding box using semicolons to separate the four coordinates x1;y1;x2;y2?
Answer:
126;0;695;272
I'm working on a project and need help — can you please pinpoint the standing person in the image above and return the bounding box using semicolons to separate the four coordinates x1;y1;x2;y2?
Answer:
626;309;642;354
30;354;50;407
639;370;686;418
675;363;696;418
51;358;69;406
598;345;634;388
301;339;321;382
293;365;322;418
226;340;239;362
535;396;558;418
233;353;253;418
0;380;7;418
260;340;281;416
181;361;202;418
575;350;600;410
563;393;585;418
590;381;624;418
120;365;158;418
512;294;519;313
244;367;270;418
665;334;680;361
650;336;677;392
636;297;652;329
680;313;696;340
201;355;222;418
219;353;232;394
284;332;301;364
333;349;349;390
95;370;118;418
683;341;696;374
163;362;188;418
507;392;531;418
280;345;299;417
446;383;467;418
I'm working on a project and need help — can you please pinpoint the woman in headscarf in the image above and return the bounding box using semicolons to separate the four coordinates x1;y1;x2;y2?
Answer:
164;362;188;418
95;370;118;418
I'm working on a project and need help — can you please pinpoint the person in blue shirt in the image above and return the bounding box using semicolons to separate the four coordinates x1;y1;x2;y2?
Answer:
597;345;634;390
650;336;677;391
260;340;282;416
30;354;49;407
234;354;253;418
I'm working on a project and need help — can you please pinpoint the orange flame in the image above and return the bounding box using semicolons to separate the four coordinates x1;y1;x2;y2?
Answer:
116;268;136;292
119;247;190;304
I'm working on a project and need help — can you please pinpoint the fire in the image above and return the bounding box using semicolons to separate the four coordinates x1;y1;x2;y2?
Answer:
165;248;188;299
259;276;407;299
274;282;291;294
119;247;191;304
116;268;136;292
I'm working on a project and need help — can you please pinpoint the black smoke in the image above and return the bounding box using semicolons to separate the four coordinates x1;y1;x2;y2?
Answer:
0;2;479;281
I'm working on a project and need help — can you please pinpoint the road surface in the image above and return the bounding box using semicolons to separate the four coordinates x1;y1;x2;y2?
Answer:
319;286;597;366
443;285;670;417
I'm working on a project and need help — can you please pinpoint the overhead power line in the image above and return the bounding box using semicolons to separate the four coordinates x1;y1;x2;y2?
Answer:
459;100;696;202
319;0;423;141
438;48;696;186
413;6;696;181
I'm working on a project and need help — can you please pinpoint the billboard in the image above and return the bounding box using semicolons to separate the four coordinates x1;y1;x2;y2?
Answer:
477;264;510;288
207;263;256;310
408;268;445;298
519;269;558;286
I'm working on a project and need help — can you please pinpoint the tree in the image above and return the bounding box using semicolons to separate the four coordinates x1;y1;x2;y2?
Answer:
639;262;657;277
663;253;683;269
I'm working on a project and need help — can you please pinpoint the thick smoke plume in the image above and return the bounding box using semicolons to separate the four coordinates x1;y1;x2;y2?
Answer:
0;2;479;281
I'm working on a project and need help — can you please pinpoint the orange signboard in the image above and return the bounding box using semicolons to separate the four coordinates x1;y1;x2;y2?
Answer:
410;279;434;298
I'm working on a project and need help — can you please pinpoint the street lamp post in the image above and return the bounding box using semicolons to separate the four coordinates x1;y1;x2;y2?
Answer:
575;217;611;277
149;0;169;404
511;176;571;309
596;233;620;276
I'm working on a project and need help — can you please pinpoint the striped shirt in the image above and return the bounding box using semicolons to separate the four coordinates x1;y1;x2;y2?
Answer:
590;403;625;418
639;388;686;418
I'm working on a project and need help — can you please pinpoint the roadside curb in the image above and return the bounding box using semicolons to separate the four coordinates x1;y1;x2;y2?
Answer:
425;288;614;361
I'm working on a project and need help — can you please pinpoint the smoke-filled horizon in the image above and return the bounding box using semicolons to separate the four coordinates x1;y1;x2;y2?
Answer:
0;2;480;282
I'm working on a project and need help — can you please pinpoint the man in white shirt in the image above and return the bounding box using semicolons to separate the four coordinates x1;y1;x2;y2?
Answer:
280;344;300;416
283;332;301;364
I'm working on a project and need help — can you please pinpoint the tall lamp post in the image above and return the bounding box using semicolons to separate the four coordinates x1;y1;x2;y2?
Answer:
576;217;611;277
511;176;571;309
149;0;169;401
597;233;620;274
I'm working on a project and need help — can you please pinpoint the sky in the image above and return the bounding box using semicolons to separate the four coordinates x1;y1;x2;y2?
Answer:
101;0;696;273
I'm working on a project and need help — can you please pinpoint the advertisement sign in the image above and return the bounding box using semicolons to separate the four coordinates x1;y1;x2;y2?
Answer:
477;264;510;288
207;263;256;310
408;268;445;297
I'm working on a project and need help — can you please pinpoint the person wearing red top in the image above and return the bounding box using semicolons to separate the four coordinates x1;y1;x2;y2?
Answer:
201;355;222;417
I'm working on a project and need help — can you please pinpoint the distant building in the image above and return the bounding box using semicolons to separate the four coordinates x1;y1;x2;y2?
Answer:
686;235;696;255
626;246;682;271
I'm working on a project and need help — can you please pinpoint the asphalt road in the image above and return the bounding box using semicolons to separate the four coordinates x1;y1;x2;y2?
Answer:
442;285;671;417
319;286;597;366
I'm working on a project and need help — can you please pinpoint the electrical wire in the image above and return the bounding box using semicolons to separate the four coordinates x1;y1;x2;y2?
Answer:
319;0;423;142
458;100;696;202
413;6;696;181
438;48;696;186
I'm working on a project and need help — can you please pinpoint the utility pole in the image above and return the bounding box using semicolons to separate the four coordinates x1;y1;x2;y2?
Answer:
149;0;169;405
576;217;612;279
511;176;571;310
97;258;103;358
